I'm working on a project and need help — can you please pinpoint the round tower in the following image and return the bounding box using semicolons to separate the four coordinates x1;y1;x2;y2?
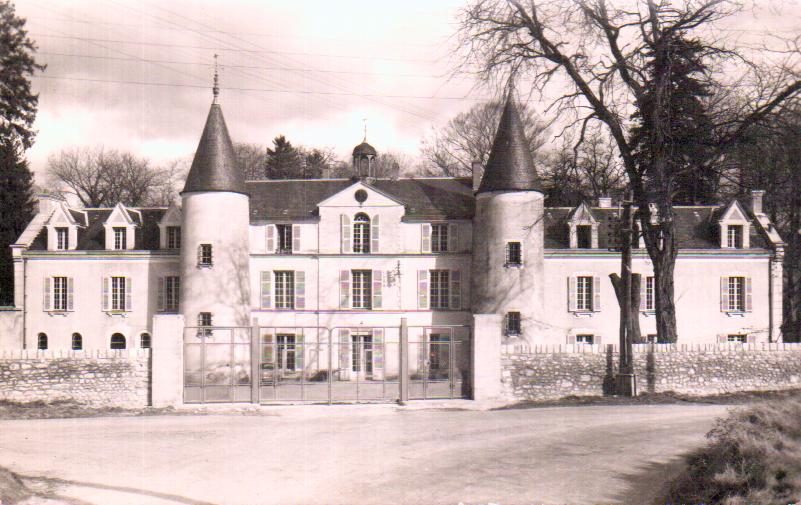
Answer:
471;95;545;340
180;87;250;329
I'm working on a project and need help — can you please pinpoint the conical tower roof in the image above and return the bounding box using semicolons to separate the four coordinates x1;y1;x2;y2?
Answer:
477;96;542;193
182;103;246;195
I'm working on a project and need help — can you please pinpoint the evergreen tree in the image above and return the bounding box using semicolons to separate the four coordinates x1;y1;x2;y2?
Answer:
0;0;44;305
264;135;302;179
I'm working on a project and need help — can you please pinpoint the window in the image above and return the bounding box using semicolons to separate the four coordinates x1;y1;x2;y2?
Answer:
277;225;293;254
113;227;127;250
56;227;69;250
353;213;371;253
71;333;82;350
430;270;450;309
164;276;180;312
727;225;743;248
352;270;372;309
576;334;594;344
505;312;521;336
274;271;295;309
198;244;213;266
644;276;655;311
577;225;592;249
110;333;126;350
277;334;296;371
166;226;181;249
111;276;126;311
351;333;373;374
506;242;522;266
52;276;68;311
37;333;48;350
728;276;745;312
198;312;212;327
727;334;747;343
577;276;594;311
140;333;151;349
431;224;449;252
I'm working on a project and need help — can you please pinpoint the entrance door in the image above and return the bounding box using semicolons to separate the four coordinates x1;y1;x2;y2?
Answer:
428;333;450;380
351;332;373;380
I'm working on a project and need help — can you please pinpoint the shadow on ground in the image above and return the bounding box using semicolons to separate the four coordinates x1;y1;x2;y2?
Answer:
612;454;692;505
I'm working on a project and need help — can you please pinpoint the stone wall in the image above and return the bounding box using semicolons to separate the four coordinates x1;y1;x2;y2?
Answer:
502;343;801;401
0;350;151;407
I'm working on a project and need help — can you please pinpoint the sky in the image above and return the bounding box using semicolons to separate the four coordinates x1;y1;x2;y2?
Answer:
14;0;487;184
13;0;801;187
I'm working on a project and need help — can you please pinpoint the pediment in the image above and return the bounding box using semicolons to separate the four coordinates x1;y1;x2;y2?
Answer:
317;181;403;209
568;202;597;224
720;200;749;223
105;203;137;226
48;203;79;226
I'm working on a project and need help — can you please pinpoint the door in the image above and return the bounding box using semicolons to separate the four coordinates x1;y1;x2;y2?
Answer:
351;332;374;380
428;333;450;380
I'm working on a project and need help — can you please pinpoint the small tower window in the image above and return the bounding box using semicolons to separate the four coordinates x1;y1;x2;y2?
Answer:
577;225;593;249
198;244;213;266
505;242;522;266
110;333;126;350
505;312;521;336
71;333;83;351
56;227;69;250
37;332;48;350
140;332;151;349
353;213;371;253
197;312;213;337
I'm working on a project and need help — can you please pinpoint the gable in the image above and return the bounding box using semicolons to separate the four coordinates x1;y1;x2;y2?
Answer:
720;201;749;223
48;204;79;227
317;181;404;209
568;202;597;224
105;203;136;226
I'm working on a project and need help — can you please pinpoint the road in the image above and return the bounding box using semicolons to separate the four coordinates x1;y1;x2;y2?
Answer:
0;403;732;505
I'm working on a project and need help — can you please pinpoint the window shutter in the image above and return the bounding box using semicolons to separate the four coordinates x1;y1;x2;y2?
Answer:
295;334;304;371
262;332;275;367
373;328;384;371
102;277;110;311
339;270;351;308
639;277;647;311
266;225;276;253
292;224;301;253
67;278;74;311
340;214;351;253
43;277;51;311
418;270;430;309
294;271;305;309
449;270;461;310
568;277;577;312
418;332;427;375
447;224;458;252
338;329;350;380
125;277;133;311
594;335;602;345
372;270;382;309
260;271;271;309
421;224;432;253
745;277;753;312
371;215;380;253
720;277;729;312
717;334;728;343
567;334;576;345
197;244;202;265
593;276;601;312
746;333;756;344
157;277;165;311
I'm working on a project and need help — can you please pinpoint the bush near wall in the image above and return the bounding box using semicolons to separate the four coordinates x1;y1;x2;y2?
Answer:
0;350;150;408
502;343;801;401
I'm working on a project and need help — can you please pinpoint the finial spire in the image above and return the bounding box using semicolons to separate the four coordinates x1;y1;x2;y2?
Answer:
212;54;220;104
362;118;367;142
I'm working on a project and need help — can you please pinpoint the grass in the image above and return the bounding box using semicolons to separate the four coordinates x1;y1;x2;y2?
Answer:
0;399;173;420
0;467;30;505
663;396;801;504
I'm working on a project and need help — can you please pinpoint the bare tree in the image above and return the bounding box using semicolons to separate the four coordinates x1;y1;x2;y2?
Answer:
46;146;179;207
421;100;548;177
459;0;801;342
234;142;267;181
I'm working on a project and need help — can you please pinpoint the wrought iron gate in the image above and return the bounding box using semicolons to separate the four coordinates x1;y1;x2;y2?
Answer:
183;323;470;404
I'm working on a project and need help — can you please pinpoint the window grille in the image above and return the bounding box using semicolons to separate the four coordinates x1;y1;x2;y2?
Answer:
37;333;48;350
166;226;181;249
576;334;594;344
429;270;450;309
56;227;69;250
71;333;83;350
728;276;745;312
277;225;293;253
111;276;126;311
431;224;448;252
505;312;521;336
164;276;180;312
351;270;372;309
198;244;213;266
645;276;655;311
140;333;151;349
113;227;127;250
353;213;371;253
52;277;68;311
110;333;126;350
506;242;522;266
274;271;295;309
576;276;594;311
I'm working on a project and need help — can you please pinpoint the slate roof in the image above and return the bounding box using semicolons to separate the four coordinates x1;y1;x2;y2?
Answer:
352;141;377;157
182;103;245;195
477;97;543;193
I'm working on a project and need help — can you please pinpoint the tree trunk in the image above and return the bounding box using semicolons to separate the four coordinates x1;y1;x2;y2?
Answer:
609;273;643;343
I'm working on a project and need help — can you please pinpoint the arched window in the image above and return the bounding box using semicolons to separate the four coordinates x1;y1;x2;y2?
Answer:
140;332;151;349
37;333;48;350
353;213;371;253
71;333;83;351
110;333;126;350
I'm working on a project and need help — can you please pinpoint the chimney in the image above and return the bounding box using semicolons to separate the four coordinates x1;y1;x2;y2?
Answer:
472;161;483;192
597;196;613;208
751;189;765;215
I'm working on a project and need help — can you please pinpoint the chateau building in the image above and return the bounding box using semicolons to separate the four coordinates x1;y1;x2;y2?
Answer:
1;91;785;358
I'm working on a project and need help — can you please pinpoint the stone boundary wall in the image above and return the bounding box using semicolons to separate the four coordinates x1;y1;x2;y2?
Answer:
502;343;801;401
0;350;151;407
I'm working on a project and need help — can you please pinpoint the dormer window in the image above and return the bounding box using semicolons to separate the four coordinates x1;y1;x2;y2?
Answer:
277;224;293;254
576;225;592;249
727;225;743;248
166;226;181;249
55;227;69;250
353;213;371;253
113;227;127;250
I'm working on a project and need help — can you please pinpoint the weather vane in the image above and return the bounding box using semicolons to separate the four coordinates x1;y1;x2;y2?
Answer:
362;118;367;142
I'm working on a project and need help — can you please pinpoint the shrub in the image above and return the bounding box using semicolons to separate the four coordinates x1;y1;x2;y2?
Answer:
665;398;801;504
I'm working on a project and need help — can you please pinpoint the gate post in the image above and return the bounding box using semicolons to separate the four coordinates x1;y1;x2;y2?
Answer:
399;318;409;404
472;314;503;400
250;322;260;404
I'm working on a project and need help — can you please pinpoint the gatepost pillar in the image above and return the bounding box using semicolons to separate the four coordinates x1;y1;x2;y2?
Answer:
472;313;503;400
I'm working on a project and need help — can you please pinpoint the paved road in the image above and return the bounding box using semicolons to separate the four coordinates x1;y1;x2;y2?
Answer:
0;403;732;505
